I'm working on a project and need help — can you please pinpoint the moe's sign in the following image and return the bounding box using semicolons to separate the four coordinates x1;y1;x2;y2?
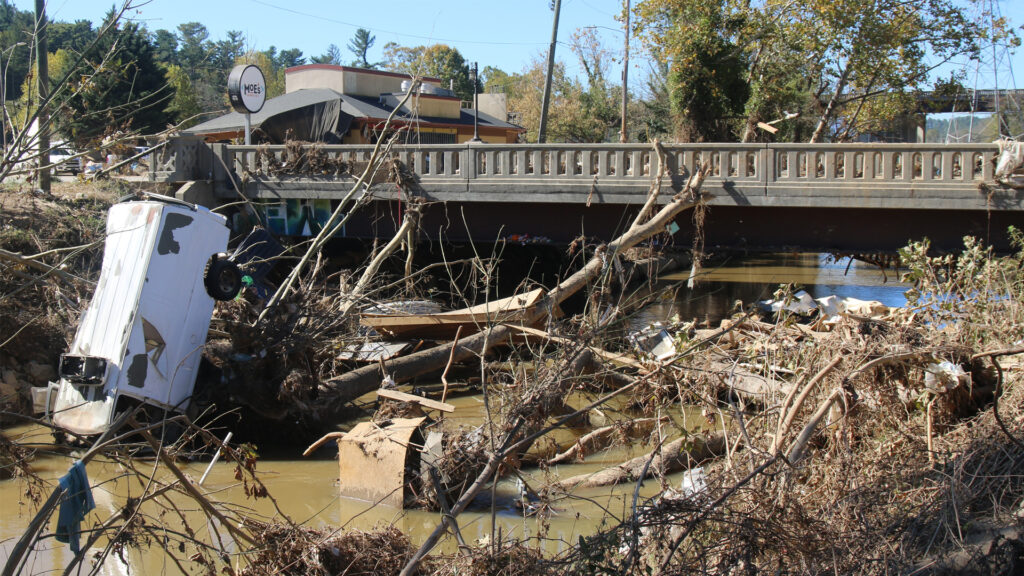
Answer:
228;65;267;114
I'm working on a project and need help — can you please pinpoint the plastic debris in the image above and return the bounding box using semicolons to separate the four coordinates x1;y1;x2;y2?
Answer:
680;466;708;497
759;292;890;322
924;361;970;393
630;322;676;361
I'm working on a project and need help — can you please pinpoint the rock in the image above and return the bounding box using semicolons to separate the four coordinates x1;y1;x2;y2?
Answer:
0;381;19;399
26;361;57;384
1;370;20;399
2;368;19;388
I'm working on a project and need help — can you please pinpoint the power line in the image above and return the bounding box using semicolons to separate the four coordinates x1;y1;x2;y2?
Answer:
246;0;549;48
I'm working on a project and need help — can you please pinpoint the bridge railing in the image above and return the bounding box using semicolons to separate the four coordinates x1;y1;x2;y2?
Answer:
769;143;995;184
156;140;1000;203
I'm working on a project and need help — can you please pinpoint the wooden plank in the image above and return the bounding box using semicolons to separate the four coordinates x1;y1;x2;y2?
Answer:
502;323;646;369
360;289;546;340
455;287;544;316
377;388;456;413
337;341;412;362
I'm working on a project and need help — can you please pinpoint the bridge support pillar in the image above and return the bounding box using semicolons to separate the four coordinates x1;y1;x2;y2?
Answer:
175;180;217;209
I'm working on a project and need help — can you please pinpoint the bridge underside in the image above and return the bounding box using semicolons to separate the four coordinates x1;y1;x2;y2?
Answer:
341;200;1019;253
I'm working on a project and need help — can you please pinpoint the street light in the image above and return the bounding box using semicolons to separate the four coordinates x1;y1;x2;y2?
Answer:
468;62;483;143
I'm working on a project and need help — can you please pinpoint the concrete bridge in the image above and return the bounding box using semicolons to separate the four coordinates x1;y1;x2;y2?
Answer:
150;138;1022;252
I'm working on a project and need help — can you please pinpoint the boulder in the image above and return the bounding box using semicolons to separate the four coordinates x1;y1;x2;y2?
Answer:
26;361;57;384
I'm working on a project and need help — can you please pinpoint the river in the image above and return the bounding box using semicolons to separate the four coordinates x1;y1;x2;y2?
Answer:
0;252;908;573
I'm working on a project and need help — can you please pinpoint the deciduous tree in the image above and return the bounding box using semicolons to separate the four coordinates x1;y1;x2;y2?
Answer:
634;0;750;141
383;43;474;101
163;63;200;128
788;0;977;142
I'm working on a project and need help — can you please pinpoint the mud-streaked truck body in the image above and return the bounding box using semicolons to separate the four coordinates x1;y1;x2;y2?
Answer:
50;197;238;436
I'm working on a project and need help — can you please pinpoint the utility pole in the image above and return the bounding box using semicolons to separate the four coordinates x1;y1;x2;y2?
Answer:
620;0;630;143
538;0;561;144
35;0;50;193
469;62;482;143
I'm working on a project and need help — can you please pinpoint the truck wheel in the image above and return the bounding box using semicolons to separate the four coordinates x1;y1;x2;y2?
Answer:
204;255;241;301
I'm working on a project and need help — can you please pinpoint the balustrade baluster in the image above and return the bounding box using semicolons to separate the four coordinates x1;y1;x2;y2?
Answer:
982;151;994;181
597;150;609;177
613;151;625;177
650;150;662;179
443;151;454;176
531;150;543;177
823;152;835;181
902;152;914;181
485;150;496;176
681;150;694;177
413;151;423;174
630;150;642;178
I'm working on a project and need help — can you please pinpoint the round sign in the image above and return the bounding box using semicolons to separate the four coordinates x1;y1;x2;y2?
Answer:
227;65;266;114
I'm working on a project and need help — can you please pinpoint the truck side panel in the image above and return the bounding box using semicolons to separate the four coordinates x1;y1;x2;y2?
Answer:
117;206;227;410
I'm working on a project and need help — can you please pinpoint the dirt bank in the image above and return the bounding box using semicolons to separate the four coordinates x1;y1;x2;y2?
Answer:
0;182;126;416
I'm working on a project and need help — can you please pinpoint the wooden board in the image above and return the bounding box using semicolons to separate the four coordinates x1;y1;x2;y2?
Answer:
337;341;412;362
360;288;546;340
377;388;456;413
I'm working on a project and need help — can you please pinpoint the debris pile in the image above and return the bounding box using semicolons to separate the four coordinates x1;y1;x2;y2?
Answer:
3;150;1023;576
240;523;422;576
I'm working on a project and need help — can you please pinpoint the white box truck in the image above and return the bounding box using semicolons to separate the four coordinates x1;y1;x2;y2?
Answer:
47;196;241;437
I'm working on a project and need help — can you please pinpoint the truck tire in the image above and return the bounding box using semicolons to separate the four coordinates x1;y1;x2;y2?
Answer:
204;255;241;301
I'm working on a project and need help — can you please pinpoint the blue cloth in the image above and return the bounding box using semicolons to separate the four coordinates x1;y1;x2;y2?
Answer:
55;460;95;553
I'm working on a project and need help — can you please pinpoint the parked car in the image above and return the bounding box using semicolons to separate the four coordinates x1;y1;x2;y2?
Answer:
40;195;242;437
50;147;82;175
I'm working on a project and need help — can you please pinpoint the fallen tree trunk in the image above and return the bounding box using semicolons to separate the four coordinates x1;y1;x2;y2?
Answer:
549;433;727;492
314;169;709;421
706;358;786;401
547;417;666;465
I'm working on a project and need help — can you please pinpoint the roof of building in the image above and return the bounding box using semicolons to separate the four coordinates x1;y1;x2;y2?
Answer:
186;88;522;138
285;64;444;84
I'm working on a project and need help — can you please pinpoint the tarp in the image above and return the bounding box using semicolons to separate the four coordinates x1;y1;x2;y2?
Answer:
186;89;354;143
258;98;353;144
187;87;523;143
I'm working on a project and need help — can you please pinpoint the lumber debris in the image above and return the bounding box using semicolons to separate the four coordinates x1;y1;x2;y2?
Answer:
376;388;456;413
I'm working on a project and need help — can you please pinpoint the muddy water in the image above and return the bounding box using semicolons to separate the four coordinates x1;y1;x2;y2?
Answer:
1;406;692;573
0;253;907;572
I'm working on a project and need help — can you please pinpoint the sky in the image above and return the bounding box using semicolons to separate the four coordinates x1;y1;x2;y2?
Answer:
18;0;633;81
12;0;1024;93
